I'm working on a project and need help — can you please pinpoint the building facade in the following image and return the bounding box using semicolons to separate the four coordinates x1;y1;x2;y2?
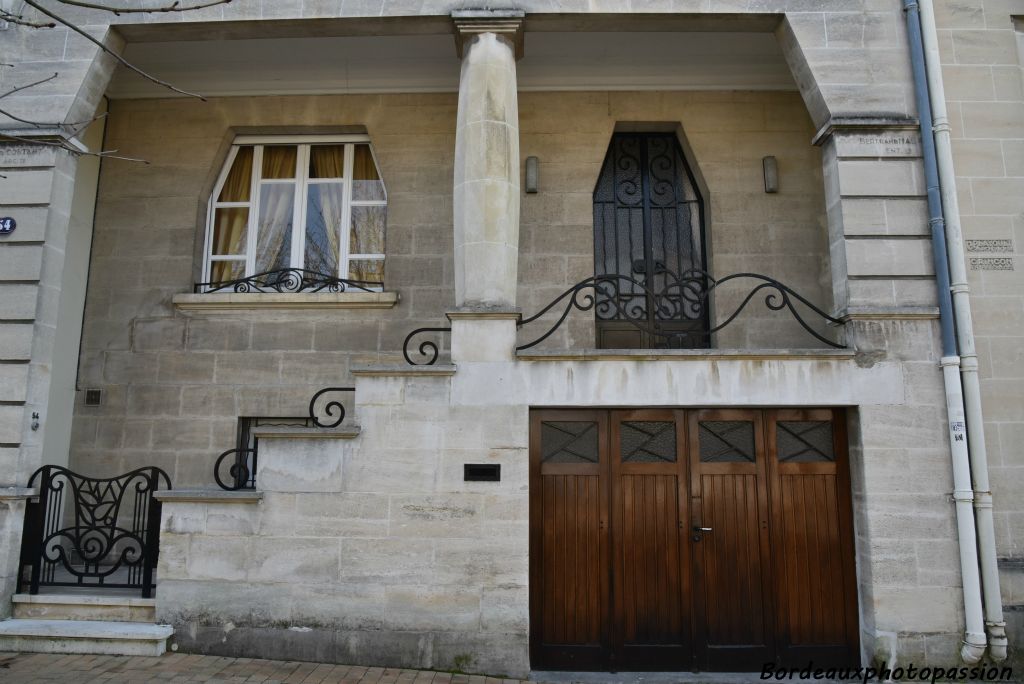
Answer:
0;0;1021;677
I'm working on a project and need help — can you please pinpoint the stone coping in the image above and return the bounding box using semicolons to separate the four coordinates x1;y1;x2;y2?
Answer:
352;364;457;376
172;291;399;313
837;306;941;321
0;487;38;501
154;489;263;504
12;594;155;608
250;425;361;439
516;349;856;362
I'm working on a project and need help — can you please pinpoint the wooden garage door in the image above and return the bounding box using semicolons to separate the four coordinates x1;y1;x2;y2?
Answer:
529;408;858;672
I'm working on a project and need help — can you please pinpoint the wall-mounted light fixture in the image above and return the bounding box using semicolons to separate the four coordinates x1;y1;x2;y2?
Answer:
762;156;778;193
525;156;539;193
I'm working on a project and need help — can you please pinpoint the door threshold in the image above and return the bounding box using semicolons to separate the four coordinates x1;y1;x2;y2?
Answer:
530;673;846;684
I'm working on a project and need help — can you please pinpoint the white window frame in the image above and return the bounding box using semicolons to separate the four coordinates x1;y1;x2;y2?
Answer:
202;134;387;291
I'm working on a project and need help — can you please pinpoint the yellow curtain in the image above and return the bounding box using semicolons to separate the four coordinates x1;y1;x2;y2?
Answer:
211;147;253;261
310;145;345;179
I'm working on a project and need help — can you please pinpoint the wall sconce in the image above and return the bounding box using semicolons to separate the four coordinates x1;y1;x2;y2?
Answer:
525;156;539;193
763;156;779;193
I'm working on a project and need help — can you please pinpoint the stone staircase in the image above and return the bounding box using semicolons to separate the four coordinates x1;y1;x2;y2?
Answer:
0;593;173;656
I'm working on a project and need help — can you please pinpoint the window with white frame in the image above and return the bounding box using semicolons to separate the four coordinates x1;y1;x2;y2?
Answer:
203;135;387;290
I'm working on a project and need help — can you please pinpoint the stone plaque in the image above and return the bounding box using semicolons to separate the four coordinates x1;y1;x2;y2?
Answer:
969;257;1014;271
834;130;922;158
965;239;1013;253
0;143;56;168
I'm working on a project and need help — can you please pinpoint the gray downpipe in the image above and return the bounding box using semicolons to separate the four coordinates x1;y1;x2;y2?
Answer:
902;0;987;663
917;0;1009;661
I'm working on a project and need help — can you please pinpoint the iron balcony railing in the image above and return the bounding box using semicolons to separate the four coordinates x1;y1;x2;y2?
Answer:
403;270;844;365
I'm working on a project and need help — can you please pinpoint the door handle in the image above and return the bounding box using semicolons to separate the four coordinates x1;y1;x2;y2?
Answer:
694;526;712;532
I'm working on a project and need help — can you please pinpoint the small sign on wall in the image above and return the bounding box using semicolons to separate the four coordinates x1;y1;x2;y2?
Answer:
0;217;15;235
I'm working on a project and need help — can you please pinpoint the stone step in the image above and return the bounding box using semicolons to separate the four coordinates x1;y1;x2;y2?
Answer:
12;593;156;623
0;619;173;656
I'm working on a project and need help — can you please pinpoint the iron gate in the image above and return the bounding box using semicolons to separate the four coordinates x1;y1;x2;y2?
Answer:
592;131;709;348
19;465;171;598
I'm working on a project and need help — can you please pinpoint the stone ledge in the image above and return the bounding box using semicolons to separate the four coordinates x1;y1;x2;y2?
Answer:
154;490;263;504
516;349;855;362
352;364;457;377
172;291;399;313
13;594;155;608
251;425;361;439
838;306;940;321
0;487;38;502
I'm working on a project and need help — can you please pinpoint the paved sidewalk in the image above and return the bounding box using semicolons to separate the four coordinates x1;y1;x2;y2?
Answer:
0;653;529;683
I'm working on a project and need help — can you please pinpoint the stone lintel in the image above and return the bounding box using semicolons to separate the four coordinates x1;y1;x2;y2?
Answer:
452;9;525;60
812;116;920;147
155;489;263;504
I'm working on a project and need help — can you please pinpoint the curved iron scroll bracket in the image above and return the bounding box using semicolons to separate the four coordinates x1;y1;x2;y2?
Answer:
516;271;845;351
403;327;452;365
195;268;382;294
213;448;255;491
308;387;355;428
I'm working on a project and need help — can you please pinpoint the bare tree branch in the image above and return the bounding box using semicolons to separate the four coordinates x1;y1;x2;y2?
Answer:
0;72;60;100
0;131;148;164
55;0;233;15
20;0;209;99
0;8;56;27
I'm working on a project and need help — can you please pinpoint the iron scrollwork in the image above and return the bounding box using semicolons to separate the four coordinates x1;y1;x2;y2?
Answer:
20;465;171;598
517;270;844;350
195;268;382;294
213;448;255;491
308;386;355;428
400;269;844;364
402;327;452;365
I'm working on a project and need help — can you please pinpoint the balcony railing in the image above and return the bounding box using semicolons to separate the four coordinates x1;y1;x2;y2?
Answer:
194;268;382;294
403;270;844;365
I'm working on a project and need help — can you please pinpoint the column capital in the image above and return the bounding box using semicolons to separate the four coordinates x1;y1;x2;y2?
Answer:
452;8;525;60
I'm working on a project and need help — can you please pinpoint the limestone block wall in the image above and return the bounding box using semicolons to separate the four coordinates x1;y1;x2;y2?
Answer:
932;1;1024;655
71;89;832;488
155;321;965;673
157;374;531;677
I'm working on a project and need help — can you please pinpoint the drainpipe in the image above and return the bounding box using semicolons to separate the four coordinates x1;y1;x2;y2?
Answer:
902;0;987;664
917;0;1009;661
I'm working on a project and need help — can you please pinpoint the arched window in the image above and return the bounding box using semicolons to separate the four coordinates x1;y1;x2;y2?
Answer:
592;131;707;348
203;135;387;290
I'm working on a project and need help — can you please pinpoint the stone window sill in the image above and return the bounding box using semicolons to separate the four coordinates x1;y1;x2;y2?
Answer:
172;291;399;313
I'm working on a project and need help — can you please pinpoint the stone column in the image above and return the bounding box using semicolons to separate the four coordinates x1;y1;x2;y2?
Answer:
452;10;524;310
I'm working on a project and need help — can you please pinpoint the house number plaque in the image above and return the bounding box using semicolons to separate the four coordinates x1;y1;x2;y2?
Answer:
0;218;15;235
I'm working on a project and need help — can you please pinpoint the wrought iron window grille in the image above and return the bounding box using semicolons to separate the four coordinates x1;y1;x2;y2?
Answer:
194;268;382;294
402;270;844;365
213;387;355;491
19;465;171;598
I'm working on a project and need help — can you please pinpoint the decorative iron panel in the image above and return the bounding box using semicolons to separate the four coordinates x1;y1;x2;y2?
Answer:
541;421;600;464
19;466;171;598
777;421;835;463
698;421;756;463
621;421;677;463
593;132;708;348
